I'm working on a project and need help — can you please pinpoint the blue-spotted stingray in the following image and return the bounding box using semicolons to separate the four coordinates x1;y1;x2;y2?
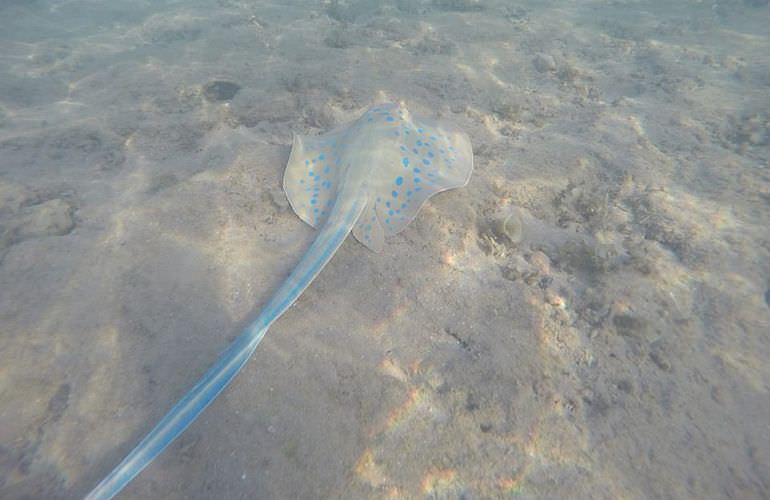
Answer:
86;102;473;499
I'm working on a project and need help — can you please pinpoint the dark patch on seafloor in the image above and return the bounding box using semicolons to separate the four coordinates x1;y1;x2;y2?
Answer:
203;80;241;101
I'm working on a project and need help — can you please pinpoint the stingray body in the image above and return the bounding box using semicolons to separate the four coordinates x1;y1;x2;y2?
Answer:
86;102;473;499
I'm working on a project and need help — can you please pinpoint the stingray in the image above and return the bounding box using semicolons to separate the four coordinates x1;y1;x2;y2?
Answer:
86;101;473;499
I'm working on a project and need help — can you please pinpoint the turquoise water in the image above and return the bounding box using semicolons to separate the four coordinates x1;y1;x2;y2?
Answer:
1;1;768;498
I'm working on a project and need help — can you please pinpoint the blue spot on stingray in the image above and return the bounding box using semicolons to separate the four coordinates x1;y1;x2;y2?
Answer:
299;179;304;184
418;128;424;133
323;166;330;173
389;210;395;216
392;190;398;198
386;201;391;208
406;190;412;197
305;160;309;166
415;187;422;192
414;177;421;183
308;171;314;176
417;140;423;146
422;159;430;166
318;154;325;161
430;136;437;141
400;145;407;152
395;176;403;186
386;116;394;122
413;148;419;154
427;151;434;158
385;218;391;224
310;199;316;205
413;167;421;173
401;203;407;209
402;157;409;167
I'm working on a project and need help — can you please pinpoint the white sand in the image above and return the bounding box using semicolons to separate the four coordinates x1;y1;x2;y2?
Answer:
1;0;768;498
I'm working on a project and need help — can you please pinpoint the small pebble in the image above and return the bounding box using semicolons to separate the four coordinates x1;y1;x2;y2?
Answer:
545;290;565;308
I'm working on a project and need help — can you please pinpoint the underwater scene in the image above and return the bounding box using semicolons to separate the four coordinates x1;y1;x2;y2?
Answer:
0;0;768;498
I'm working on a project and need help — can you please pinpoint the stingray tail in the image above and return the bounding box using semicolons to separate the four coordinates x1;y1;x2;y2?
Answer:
85;195;367;500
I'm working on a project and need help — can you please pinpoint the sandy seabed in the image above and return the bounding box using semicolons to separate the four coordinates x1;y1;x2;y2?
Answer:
1;0;769;498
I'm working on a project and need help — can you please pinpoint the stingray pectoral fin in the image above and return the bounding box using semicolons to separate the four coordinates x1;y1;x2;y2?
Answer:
374;117;472;237
284;128;348;229
350;106;474;247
